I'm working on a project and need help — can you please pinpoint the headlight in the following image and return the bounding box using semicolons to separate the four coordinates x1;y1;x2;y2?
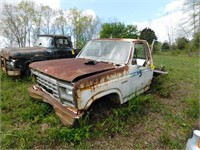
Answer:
58;81;74;106
59;87;73;99
7;59;16;68
10;61;15;67
65;88;73;95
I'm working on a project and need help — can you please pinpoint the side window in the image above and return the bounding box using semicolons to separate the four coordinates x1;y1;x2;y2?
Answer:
132;43;147;66
63;39;69;48
56;38;69;48
49;39;54;47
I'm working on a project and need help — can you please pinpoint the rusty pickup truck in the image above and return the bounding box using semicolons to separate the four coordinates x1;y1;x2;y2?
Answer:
0;34;79;76
28;38;166;126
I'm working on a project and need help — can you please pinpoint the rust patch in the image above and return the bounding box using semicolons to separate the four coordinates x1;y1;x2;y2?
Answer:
75;65;128;88
64;65;128;109
29;58;116;82
74;66;128;103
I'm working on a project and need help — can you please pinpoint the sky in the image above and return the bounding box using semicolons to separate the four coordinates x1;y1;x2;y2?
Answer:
52;0;187;42
58;0;187;42
60;0;173;23
0;0;188;45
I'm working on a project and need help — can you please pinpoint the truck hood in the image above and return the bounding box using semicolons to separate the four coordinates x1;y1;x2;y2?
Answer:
0;46;47;59
29;58;116;82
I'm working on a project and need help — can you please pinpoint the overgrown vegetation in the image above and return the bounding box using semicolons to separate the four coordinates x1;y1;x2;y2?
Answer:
0;53;199;149
154;31;200;56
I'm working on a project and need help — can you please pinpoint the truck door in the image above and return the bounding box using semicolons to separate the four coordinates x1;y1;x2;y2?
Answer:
125;42;153;102
54;38;75;58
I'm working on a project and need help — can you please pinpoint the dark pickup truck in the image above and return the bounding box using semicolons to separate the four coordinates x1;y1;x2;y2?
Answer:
0;34;79;76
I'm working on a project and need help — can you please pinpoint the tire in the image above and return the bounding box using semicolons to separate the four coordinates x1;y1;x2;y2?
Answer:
22;61;31;77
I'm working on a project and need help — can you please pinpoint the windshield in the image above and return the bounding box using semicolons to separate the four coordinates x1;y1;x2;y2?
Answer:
78;40;131;64
35;36;54;48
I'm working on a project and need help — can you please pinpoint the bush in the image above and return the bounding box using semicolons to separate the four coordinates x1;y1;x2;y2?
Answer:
161;42;170;51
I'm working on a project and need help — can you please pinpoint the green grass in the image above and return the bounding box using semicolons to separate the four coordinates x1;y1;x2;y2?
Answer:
0;53;199;149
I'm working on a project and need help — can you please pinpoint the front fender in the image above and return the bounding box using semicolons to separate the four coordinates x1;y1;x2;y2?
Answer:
83;89;123;110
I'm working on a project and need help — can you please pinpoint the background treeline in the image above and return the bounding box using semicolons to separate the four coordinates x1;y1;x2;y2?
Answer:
0;0;199;54
0;1;101;49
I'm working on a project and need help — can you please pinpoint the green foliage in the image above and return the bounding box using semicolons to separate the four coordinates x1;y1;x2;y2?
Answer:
139;27;157;44
152;42;162;53
191;32;200;51
176;37;189;50
123;25;139;38
68;8;101;49
1;53;199;149
151;77;173;98
161;42;170;51
19;103;53;122
159;131;172;147
2;1;38;47
48;125;90;143
99;22;138;38
54;10;68;35
76;36;88;49
170;50;182;56
162;34;199;55
159;87;171;98
0;72;91;149
185;96;199;119
42;115;60;126
158;128;181;148
90;94;153;135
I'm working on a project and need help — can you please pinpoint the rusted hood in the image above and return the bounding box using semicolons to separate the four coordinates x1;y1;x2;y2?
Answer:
29;58;116;82
0;46;47;59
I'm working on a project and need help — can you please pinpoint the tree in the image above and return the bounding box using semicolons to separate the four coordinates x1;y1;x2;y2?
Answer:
84;16;101;42
139;27;157;44
0;4;16;47
67;8;101;48
18;1;37;47
176;0;200;54
153;41;162;52
176;37;189;50
1;3;100;48
55;10;69;36
181;0;200;36
191;32;200;51
99;22;125;38
123;25;138;39
161;42;170;51
190;0;200;34
1;2;36;47
2;3;22;47
99;22;138;38
161;13;175;49
1;1;39;47
31;4;44;43
40;5;56;34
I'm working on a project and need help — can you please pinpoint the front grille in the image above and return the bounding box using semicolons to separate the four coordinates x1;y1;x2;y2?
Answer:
32;70;60;101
